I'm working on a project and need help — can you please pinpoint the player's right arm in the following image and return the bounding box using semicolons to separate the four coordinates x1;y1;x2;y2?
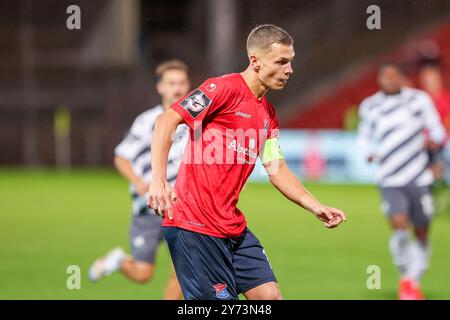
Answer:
147;108;184;218
114;115;150;196
113;156;148;196
148;77;229;218
356;99;376;162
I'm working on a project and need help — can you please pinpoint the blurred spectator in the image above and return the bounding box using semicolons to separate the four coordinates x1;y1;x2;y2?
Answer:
419;64;450;180
419;64;450;136
418;39;442;67
303;134;326;180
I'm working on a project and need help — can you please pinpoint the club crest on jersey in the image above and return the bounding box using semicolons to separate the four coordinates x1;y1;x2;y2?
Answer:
212;283;230;299
206;83;216;92
263;119;269;136
181;89;212;118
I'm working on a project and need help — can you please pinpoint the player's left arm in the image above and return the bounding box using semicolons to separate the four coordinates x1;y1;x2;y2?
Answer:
262;140;346;229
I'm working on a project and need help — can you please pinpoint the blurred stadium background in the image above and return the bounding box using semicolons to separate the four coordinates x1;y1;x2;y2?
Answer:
1;0;450;299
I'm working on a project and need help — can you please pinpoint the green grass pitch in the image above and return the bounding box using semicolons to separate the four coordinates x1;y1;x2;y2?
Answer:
1;168;449;299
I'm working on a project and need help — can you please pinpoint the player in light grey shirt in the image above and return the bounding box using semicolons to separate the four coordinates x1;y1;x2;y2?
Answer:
88;60;190;300
357;62;445;300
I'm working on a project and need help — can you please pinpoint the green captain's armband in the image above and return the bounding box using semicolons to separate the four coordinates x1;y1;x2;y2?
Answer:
261;138;284;164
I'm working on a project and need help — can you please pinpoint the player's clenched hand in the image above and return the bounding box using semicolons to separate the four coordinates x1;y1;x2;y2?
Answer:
313;206;346;229
147;177;176;219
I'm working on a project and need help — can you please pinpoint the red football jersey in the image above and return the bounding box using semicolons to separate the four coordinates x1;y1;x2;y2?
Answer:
432;89;450;132
162;73;280;237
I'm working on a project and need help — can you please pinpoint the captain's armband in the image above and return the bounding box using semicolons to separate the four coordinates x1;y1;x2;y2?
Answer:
261;138;284;164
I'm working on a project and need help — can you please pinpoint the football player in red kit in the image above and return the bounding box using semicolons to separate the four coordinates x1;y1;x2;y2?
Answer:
148;24;346;300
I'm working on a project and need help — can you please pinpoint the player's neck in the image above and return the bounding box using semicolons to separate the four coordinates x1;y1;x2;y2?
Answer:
240;68;269;100
161;100;171;110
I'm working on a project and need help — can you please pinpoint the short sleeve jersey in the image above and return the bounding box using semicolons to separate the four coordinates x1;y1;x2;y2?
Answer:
164;73;280;238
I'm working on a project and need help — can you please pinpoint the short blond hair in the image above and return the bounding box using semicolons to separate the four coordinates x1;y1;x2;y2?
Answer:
155;59;189;81
246;24;293;54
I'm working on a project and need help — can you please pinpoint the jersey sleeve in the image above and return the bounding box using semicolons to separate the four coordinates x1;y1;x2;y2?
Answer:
266;111;280;140
170;77;230;129
260;107;284;164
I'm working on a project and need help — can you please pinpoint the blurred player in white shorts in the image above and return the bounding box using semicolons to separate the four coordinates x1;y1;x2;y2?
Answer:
88;60;190;299
357;62;445;300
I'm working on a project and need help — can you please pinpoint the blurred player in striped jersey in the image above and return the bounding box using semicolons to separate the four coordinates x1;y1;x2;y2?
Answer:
357;63;446;300
88;60;190;299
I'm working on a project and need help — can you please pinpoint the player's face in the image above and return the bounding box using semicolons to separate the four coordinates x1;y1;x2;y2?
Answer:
157;69;190;106
419;67;442;94
258;43;295;90
378;66;403;94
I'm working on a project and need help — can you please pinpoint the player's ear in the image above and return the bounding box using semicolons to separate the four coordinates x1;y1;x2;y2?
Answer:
250;55;260;72
156;80;164;96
